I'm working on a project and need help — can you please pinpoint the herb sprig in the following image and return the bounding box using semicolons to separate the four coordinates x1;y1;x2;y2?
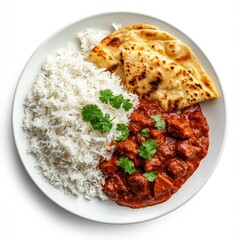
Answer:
116;123;129;141
117;156;136;174
151;114;166;130
82;104;112;133
138;139;159;160
143;171;158;182
139;128;149;137
99;89;133;111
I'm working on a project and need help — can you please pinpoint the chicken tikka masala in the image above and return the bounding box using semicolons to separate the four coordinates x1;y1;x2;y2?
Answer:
100;101;209;208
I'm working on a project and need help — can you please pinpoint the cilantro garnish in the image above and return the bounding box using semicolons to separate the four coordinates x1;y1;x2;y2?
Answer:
117;156;136;174
116;123;129;141
122;99;133;111
82;104;102;122
138;139;159;160
99;89;113;104
90;113;112;133
109;94;124;109
139;128;149;137
82;104;112;133
143;171;158;182
99;89;133;111
151;114;166;130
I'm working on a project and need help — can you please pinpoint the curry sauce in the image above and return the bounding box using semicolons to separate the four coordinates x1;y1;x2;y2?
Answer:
100;101;209;208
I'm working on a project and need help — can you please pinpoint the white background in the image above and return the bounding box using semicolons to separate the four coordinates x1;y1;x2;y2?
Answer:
1;0;240;239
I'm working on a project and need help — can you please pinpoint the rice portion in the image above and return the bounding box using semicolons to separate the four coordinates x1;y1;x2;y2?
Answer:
22;29;139;200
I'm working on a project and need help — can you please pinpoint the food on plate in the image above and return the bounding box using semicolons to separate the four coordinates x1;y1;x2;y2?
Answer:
23;23;218;208
100;101;209;208
22;29;139;200
87;24;218;111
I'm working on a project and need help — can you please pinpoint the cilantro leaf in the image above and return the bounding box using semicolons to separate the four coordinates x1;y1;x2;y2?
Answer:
110;94;124;109
143;171;158;182
82;104;112;133
138;139;159;160
82;104;103;121
91;113;112;133
122;99;133;111
99;89;133;111
99;89;113;104
116;123;129;141
151;114;166;130
117;156;136;174
139;128;149;137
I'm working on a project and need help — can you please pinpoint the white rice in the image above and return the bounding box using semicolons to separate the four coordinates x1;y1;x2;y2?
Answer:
22;29;139;200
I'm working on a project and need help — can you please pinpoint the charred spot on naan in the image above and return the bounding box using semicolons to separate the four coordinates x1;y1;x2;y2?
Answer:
90;47;108;60
107;64;118;72
140;30;159;39
106;37;123;48
128;78;136;86
149;77;162;93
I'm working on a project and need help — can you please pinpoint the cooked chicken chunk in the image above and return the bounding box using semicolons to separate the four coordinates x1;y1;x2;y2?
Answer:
153;173;173;197
128;172;150;196
166;158;188;179
167;118;193;139
117;136;138;159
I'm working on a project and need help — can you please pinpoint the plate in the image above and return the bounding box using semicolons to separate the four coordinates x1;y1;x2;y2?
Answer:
12;12;226;224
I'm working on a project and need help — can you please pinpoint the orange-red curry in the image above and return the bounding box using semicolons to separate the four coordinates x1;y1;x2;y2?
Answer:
100;101;209;208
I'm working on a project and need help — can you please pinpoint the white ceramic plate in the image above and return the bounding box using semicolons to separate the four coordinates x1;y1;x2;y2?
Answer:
12;12;226;224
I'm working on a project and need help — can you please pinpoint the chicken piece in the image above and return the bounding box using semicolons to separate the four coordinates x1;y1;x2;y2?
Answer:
144;155;164;172
190;110;208;122
100;155;119;174
158;137;176;158
104;174;127;200
148;129;165;144
117;136;138;159
153;173;173;197
165;158;188;179
128;172;150;197
166;118;193;139
176;140;197;159
135;133;146;145
195;137;209;158
148;129;176;158
189;111;209;137
129;111;154;133
132;156;141;168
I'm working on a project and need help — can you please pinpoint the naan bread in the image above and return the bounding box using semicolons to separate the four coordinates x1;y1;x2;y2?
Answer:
87;24;218;111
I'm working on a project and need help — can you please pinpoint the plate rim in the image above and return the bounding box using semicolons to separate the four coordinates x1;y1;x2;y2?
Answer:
11;11;227;224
